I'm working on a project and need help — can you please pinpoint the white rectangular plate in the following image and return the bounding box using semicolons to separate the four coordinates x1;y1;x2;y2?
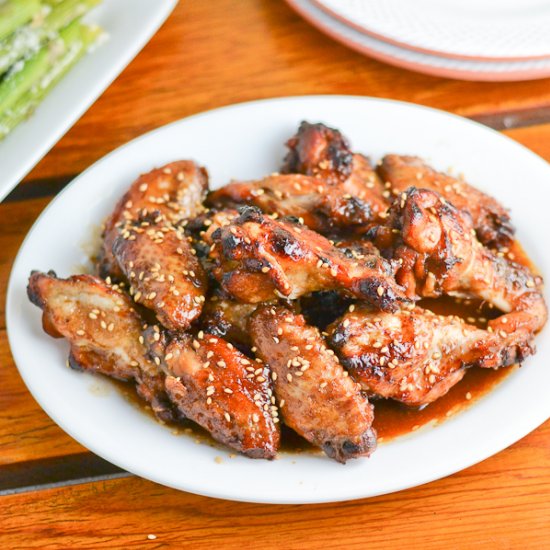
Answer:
0;0;178;202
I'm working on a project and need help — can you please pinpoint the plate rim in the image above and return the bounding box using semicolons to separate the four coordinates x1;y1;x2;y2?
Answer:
286;0;550;82
6;94;550;504
312;0;550;61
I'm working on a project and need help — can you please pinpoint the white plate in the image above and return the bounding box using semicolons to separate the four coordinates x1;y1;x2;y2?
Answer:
314;0;550;60
288;0;550;82
0;0;177;202
7;96;550;504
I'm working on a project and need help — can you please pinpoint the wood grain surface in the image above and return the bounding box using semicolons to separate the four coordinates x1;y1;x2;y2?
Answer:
1;1;550;547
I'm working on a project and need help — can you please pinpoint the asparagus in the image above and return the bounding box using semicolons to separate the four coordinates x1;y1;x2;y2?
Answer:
0;20;101;138
0;0;101;74
0;0;42;42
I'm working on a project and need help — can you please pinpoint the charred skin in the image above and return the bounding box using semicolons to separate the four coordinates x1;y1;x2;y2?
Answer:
249;306;376;462
207;206;408;311
378;155;514;248
199;291;260;348
144;330;280;458
281;122;390;225
329;306;518;408
27;271;177;422
282;121;353;184
112;215;208;331
207;173;372;234
374;187;547;365
98;160;208;279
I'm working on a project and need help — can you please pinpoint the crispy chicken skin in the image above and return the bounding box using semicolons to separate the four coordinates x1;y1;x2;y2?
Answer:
378;155;514;248
200;291;259;348
329;306;513;407
207;173;372;234
98;160;208;279
249;306;376;462
282;121;353;184
112;216;207;331
27;271;176;422
281;121;389;221
375;187;547;363
343;154;389;222
145;330;280;458
206;206;408;310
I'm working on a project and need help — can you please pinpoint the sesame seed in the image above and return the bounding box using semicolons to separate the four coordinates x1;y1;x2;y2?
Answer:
287;373;293;382
224;388;233;394
107;323;114;332
206;386;215;396
147;534;157;540
252;413;260;423
76;330;85;336
377;286;385;296
153;332;160;342
224;412;231;422
88;312;97;320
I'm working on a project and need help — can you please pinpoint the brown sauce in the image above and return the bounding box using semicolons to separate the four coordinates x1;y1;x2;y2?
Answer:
104;240;538;453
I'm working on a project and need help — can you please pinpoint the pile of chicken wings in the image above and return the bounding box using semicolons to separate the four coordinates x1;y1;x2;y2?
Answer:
28;122;547;463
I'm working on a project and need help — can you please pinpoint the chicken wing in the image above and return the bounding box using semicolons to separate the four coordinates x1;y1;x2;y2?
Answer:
207;206;408;310
207;173;372;234
282;121;353;184
199;291;259;348
281;121;389;221
112;215;208;331
378;155;514;248
375;187;547;363
144;329;280;458
328;306;511;407
98;160;208;279
27;271;177;422
249;305;376;462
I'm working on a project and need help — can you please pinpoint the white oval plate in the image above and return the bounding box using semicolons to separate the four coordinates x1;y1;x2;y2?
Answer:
314;0;550;60
287;0;550;82
7;96;550;504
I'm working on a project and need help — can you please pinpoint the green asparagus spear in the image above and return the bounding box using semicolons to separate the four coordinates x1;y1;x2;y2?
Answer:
0;18;88;117
0;0;42;42
0;22;101;139
0;0;101;74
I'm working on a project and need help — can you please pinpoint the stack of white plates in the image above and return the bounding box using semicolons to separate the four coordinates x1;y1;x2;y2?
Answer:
287;0;550;81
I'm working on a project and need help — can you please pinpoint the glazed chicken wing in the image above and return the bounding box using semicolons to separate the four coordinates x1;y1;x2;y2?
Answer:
98;160;208;279
378;155;514;248
281;121;389;222
249;306;376;462
207;173;372;234
27;271;176;422
112;216;207;331
282;121;353;184
206;206;408;310
329;306;511;407
199;291;260;348
376;187;547;363
144;330;280;458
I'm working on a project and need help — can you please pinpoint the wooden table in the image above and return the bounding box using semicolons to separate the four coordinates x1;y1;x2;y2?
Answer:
1;1;549;547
